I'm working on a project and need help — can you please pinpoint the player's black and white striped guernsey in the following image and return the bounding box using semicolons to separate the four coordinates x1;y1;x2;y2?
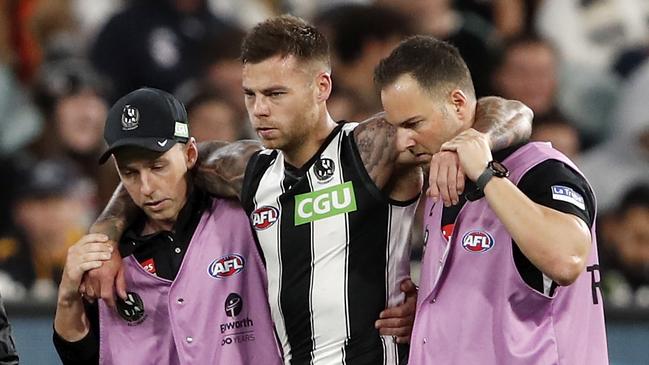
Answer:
241;122;417;365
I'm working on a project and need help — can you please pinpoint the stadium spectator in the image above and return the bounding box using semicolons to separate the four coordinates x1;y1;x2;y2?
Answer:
90;0;229;101
599;184;649;308
315;4;412;118
536;0;649;73
530;112;581;161
183;84;250;142
379;0;500;97
579;58;649;212
1;159;93;302
492;33;617;147
30;58;119;207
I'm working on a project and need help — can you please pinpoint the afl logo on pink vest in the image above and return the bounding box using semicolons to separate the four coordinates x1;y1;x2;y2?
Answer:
461;230;495;253
208;254;245;278
251;206;279;230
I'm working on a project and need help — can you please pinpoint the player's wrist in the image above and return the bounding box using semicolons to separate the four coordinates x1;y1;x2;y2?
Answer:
57;285;82;306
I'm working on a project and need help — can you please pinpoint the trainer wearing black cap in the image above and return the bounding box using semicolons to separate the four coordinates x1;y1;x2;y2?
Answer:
53;87;282;364
99;87;190;163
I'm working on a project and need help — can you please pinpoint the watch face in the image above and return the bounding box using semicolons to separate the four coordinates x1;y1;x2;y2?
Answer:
489;161;509;177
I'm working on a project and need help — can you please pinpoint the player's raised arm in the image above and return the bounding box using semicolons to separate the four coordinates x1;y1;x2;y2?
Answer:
473;96;533;151
352;112;401;190
193;139;263;200
428;96;533;204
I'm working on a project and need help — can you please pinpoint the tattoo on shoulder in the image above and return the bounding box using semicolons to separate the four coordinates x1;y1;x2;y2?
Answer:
353;113;399;188
474;96;533;151
194;140;262;199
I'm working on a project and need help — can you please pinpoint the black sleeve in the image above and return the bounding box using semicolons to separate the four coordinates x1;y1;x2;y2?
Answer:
517;159;595;228
0;296;18;365
53;301;99;365
89;13;137;102
512;159;596;294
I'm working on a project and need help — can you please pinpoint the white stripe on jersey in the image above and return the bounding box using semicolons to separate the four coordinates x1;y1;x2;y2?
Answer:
385;203;417;308
253;150;292;363
307;128;350;363
382;201;418;362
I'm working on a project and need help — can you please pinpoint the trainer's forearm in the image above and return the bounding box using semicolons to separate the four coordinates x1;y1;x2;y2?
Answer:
474;97;533;151
89;183;139;247
483;177;591;286
54;296;90;342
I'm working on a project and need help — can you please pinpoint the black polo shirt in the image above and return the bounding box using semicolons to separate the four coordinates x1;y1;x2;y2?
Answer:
53;188;209;365
119;188;209;280
440;143;596;295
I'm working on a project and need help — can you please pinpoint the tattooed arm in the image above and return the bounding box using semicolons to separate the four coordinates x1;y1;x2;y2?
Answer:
88;185;138;245
194;140;263;200
473;96;533;151
353;113;400;189
82;184;139;307
428;97;533;204
354;113;423;201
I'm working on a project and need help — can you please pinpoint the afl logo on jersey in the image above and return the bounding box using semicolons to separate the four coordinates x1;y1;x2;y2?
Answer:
208;254;245;278
461;230;495;253
251;206;279;230
314;157;335;183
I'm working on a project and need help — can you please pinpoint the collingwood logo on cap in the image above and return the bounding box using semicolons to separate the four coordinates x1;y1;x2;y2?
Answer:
121;105;140;130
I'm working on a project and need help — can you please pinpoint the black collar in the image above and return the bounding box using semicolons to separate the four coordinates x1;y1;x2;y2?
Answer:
119;187;209;257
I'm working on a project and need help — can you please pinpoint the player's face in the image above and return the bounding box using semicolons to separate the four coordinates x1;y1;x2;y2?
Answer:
381;74;464;167
243;55;324;151
114;142;197;227
616;206;649;268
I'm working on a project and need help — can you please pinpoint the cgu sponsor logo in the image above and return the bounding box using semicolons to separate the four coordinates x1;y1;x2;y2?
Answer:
461;230;495;253
251;206;279;230
294;181;357;225
208;254;245;278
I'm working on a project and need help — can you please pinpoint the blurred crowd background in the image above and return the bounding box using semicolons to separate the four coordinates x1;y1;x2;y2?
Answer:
0;0;648;321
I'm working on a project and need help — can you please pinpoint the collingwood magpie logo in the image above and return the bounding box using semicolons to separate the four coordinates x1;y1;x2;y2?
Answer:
117;292;146;324
121;104;140;130
314;157;335;183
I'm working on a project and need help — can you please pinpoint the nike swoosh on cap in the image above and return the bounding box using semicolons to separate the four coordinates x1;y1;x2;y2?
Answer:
157;139;168;147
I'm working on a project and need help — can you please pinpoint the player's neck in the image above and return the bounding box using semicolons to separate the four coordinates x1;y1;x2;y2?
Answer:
283;111;337;168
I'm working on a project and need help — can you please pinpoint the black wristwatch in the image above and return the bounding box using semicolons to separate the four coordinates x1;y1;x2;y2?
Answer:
476;160;509;191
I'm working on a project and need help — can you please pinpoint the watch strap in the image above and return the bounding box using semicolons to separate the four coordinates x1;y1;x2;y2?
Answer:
476;166;494;191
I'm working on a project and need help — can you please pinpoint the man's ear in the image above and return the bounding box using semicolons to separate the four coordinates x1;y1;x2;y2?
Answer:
450;89;470;120
185;138;198;169
315;71;332;103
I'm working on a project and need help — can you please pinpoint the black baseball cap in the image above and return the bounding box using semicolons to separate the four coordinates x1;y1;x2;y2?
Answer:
99;87;190;164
